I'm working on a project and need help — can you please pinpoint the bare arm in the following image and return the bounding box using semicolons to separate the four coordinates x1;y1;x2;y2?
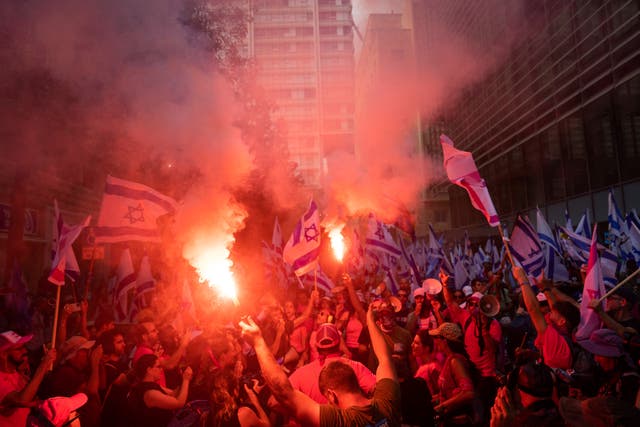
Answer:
239;317;320;427
434;357;475;414
513;267;547;336
2;348;56;406
367;304;397;382
588;299;637;338
440;272;464;320
238;382;270;427
144;367;192;410
292;290;318;329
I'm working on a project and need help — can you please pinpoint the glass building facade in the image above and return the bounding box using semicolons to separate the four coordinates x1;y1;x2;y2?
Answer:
431;0;640;233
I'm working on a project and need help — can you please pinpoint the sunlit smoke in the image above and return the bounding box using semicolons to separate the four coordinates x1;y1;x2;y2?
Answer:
328;224;346;262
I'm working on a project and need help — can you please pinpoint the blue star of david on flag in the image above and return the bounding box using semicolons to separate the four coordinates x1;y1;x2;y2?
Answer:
124;203;145;224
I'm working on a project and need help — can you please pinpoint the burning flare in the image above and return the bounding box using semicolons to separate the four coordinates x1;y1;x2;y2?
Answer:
185;240;239;306
328;225;346;262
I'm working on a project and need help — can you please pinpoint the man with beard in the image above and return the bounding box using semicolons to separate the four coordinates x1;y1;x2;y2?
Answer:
0;330;56;427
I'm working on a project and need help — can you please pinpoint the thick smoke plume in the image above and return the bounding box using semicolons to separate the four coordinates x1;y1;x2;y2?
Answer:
0;0;255;288
323;0;529;230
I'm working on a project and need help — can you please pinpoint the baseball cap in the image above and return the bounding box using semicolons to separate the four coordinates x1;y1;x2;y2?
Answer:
316;323;340;350
413;287;426;298
36;393;88;427
536;292;548;302
0;330;33;352
462;285;473;297
578;328;625;358
62;336;95;362
468;292;484;303
429;322;462;342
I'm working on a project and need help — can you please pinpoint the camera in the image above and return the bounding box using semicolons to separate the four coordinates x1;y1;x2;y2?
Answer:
64;303;82;313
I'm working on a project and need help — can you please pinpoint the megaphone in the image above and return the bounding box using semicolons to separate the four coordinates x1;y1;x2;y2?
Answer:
479;294;500;317
422;278;443;296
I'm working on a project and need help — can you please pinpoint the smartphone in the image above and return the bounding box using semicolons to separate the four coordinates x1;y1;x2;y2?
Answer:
64;303;82;313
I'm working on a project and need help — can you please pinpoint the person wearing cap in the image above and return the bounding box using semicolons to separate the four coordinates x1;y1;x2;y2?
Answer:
289;323;376;404
406;287;438;337
577;328;640;406
428;322;478;423
513;266;580;371
0;331;56;427
588;284;640;344
239;301;401;427
490;362;564;427
39;335;102;426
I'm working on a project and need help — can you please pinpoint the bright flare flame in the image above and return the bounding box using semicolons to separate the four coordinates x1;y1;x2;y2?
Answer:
189;244;239;306
329;225;345;262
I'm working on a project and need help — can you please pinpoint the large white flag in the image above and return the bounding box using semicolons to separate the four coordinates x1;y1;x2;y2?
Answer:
440;135;499;227
49;200;91;286
95;175;178;243
283;200;321;276
575;225;606;341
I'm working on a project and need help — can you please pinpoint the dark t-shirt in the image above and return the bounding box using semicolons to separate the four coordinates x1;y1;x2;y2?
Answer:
319;378;401;427
128;381;174;427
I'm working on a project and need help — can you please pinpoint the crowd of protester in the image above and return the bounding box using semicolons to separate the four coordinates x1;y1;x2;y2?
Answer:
2;260;640;426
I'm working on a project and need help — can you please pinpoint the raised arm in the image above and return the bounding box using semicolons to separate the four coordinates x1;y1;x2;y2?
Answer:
367;304;397;382
3;348;56;406
513;267;547;336
292;290;319;329
239;317;320;427
440;271;463;319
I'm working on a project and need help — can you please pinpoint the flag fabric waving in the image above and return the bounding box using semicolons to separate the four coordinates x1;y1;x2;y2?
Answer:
49;200;91;286
283;200;321;276
536;208;560;253
365;214;401;256
95;175;178;243
440;134;499;227
114;248;136;322
509;215;545;278
575;225;606;341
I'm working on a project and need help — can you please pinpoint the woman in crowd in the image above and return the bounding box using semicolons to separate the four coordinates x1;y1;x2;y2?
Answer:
411;329;443;398
429;322;478;426
128;354;193;427
206;366;270;427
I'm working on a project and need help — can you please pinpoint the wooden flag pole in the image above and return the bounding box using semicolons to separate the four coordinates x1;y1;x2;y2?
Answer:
50;284;62;351
597;267;640;304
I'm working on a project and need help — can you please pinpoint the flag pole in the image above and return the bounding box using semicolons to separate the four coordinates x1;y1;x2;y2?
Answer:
50;284;62;352
83;242;98;301
497;224;516;268
597;267;640;304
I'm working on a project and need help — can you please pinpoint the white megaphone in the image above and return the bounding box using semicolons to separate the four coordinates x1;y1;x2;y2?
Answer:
479;294;500;317
422;279;443;296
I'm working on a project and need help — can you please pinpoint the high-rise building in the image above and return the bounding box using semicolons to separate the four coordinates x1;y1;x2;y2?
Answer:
248;0;355;187
409;0;640;236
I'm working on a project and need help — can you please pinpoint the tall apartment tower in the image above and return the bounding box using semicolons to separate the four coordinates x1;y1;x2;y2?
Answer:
248;0;355;187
